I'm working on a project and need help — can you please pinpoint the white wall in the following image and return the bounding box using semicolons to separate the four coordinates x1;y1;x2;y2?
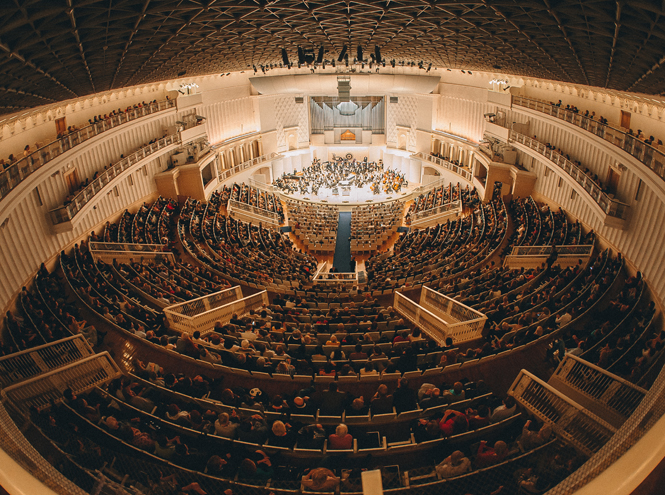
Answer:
434;84;493;142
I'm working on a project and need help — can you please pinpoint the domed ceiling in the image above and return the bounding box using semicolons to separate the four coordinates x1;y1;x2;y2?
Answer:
0;0;663;114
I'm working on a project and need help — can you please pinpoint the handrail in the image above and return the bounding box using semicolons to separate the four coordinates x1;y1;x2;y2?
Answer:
412;152;473;181
163;290;268;336
49;134;180;224
1;352;122;413
0;335;93;388
509;369;616;457
0;99;175;203
551;353;647;421
509;244;594;257
509;130;628;219
217;153;279;182
512;95;665;181
227;198;280;223
89;241;168;253
411;199;462;222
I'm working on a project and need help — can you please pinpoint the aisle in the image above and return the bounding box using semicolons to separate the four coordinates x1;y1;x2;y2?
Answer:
332;212;352;272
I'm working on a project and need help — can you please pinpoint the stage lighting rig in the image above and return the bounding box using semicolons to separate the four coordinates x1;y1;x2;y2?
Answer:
374;46;382;65
338;45;348;62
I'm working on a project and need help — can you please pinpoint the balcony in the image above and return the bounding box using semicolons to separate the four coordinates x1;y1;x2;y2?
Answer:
510;130;629;228
49;134;181;232
512;95;665;184
0;99;176;205
411;152;473;182
217;153;280;182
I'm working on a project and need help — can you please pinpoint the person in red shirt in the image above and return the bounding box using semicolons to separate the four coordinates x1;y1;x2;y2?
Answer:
475;440;508;468
328;423;353;450
438;410;469;436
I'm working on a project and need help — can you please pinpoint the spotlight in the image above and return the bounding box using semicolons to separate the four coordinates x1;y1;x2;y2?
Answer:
468;71;472;74
332;60;336;67
390;59;395;68
316;45;324;64
281;48;290;66
374;46;382;64
357;45;363;62
297;46;305;65
461;70;466;73
338;45;348;62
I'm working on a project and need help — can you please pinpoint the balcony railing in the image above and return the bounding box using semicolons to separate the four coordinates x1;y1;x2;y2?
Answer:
410;199;462;222
512;95;665;181
412;152;473;181
509;369;616;456
49;134;180;224
217;152;279;182
227;198;280;224
510;130;629;219
0;99;175;203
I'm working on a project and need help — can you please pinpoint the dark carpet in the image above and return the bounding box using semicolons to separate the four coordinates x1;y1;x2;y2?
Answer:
332;212;352;272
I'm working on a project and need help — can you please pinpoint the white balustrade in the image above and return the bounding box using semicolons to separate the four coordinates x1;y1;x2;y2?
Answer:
163;287;268;336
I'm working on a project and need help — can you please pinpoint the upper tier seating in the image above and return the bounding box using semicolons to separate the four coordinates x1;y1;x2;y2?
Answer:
0;99;174;203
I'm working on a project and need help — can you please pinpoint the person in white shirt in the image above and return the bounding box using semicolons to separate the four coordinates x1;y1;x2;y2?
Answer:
555;312;572;328
435;450;471;478
490;396;517;423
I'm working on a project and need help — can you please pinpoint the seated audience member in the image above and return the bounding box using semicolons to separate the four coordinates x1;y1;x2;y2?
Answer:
301;467;341;492
269;420;294;447
519;420;553;451
328;423;353;450
413;418;441;442
360;362;379;376
490;396;517;423
443;382;466;402
319;382;347;416
466;404;491;429
349;344;368;360
346;397;369;416
392;378;417;413
420;387;446;408
370;384;394;414
214;412;238;438
297;423;326;449
435;450;472;478
439;409;469;436
475;440;509;468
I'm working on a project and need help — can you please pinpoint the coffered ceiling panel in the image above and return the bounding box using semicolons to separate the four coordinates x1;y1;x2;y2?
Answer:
0;0;664;114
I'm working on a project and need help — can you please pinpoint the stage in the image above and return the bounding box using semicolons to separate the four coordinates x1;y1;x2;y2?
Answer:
278;181;418;205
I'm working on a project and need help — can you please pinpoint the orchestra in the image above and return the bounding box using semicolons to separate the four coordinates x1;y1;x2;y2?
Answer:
274;157;407;196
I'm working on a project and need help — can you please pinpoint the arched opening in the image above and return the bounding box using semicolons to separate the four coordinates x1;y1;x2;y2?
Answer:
397;132;407;150
287;133;297;151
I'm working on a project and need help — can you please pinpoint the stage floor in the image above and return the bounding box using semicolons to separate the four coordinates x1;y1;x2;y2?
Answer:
278;182;419;205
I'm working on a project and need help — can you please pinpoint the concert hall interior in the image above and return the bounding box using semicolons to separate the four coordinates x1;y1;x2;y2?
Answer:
1;2;665;495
